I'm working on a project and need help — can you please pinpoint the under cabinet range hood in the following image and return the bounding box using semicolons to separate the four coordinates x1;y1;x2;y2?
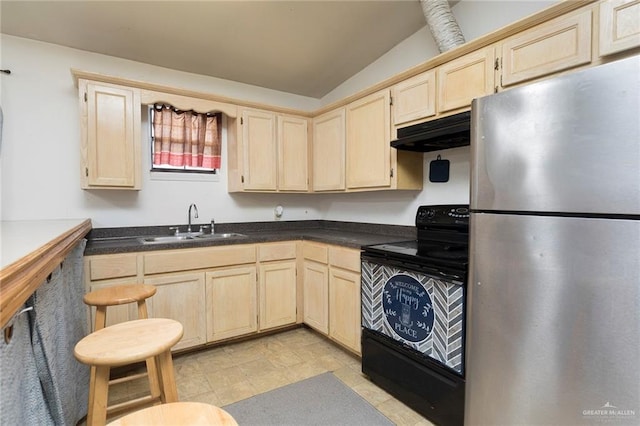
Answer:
391;111;470;152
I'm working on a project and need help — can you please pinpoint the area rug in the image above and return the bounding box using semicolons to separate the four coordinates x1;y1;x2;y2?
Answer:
223;372;393;426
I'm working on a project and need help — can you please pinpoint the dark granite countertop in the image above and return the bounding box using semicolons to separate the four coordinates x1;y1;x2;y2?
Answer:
84;220;416;256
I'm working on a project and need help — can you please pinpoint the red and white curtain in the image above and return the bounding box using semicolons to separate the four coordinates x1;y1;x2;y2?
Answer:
152;104;221;169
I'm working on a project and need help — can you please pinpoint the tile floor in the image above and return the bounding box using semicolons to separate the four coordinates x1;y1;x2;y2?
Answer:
108;326;434;425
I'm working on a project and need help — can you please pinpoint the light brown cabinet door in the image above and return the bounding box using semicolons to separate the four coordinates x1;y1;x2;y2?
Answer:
278;115;309;191
329;267;361;354
312;108;346;191
500;9;592;87
303;260;329;334
242;108;278;190
346;89;391;189
599;0;640;56
81;81;141;189
205;266;257;341
392;69;437;126
144;272;207;350
259;260;297;330
437;47;496;114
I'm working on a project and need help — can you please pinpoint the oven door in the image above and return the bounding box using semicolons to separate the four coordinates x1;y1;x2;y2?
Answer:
361;253;466;376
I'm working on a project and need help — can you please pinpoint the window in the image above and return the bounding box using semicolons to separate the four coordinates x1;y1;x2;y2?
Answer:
150;104;221;174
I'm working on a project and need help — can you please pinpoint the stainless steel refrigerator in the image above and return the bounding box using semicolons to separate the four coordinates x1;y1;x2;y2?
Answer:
467;55;640;425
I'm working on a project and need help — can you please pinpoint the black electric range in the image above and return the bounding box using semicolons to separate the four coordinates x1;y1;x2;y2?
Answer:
360;204;469;426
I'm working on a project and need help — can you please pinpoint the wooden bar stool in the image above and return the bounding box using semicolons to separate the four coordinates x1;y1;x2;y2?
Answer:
83;284;159;419
107;402;238;426
84;284;157;332
74;318;184;426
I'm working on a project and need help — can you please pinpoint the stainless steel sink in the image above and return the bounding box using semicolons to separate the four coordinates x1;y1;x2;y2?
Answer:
195;233;247;240
139;234;197;244
139;232;246;244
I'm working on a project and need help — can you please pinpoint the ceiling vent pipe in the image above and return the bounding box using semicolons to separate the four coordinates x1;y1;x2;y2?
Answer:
419;0;466;53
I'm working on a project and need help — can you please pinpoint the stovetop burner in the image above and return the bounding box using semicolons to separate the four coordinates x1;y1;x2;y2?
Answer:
362;205;470;275
365;240;468;271
419;242;468;260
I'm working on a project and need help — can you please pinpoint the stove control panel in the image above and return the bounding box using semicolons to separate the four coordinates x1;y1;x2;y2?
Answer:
416;205;469;227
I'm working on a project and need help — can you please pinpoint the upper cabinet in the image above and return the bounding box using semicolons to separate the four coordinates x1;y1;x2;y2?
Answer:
79;80;141;190
76;1;639;196
240;108;278;191
499;8;592;88
346;89;391;189
599;0;640;56
346;89;423;191
233;108;309;192
312;108;346;191
392;70;436;127
278;115;309;191
437;46;496;114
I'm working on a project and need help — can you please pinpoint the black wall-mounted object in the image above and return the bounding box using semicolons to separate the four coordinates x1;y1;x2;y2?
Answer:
391;111;470;152
429;155;450;182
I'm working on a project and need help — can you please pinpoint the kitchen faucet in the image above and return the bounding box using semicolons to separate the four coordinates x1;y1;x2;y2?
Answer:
187;203;199;233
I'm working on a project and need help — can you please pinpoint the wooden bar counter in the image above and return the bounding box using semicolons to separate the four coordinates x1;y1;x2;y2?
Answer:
0;219;92;329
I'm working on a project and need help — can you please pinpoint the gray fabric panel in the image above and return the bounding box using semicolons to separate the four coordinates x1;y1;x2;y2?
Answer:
31;240;89;425
0;305;54;426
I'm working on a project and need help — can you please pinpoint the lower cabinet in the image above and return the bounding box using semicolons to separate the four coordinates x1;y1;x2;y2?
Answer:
85;240;361;353
259;260;297;331
302;242;361;354
329;267;361;354
144;272;207;351
206;266;258;342
303;260;329;334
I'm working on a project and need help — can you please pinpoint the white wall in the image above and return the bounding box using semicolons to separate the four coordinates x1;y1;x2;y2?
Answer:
452;0;559;41
320;26;440;105
321;0;558;105
320;146;471;224
0;1;557;228
0;35;327;227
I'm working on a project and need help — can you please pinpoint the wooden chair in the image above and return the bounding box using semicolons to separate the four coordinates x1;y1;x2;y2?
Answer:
74;318;184;426
107;402;238;426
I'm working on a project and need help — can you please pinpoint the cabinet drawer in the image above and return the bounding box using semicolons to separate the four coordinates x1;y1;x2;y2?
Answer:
88;254;138;281
302;242;328;264
144;245;256;274
258;242;297;262
328;246;361;272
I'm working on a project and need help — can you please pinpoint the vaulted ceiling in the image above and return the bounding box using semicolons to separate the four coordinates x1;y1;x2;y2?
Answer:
1;1;431;98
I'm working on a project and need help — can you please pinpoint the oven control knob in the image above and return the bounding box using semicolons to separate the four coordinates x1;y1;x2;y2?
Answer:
426;209;436;219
